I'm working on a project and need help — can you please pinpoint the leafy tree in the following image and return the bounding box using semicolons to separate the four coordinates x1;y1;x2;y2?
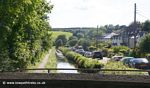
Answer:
55;35;67;46
89;46;97;51
139;33;150;54
0;0;53;70
87;27;105;41
68;39;78;47
112;46;129;56
69;36;78;40
55;39;63;49
142;20;150;33
76;33;84;39
78;38;91;50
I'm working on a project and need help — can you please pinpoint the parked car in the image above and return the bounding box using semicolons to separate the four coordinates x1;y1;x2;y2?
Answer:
112;56;123;61
121;57;135;65
84;51;92;58
75;49;85;55
92;51;103;60
70;47;76;51
129;58;149;69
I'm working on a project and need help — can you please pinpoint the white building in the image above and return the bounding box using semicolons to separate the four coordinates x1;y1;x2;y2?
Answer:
103;33;118;42
112;34;123;46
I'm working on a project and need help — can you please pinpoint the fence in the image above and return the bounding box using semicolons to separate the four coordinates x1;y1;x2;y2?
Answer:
1;68;150;74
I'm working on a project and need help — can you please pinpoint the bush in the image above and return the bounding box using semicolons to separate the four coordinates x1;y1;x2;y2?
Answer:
139;33;150;54
112;46;129;56
129;48;141;58
146;53;150;61
0;0;53;70
59;47;104;70
88;46;96;51
103;48;114;58
67;39;78;47
103;61;148;75
102;48;108;57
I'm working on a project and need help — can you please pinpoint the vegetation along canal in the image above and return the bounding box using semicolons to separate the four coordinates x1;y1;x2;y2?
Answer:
56;50;78;73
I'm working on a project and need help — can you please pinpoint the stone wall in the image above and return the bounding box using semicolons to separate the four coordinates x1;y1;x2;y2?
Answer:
0;73;150;88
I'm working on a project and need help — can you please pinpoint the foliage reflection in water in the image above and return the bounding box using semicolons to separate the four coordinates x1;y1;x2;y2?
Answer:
56;55;78;73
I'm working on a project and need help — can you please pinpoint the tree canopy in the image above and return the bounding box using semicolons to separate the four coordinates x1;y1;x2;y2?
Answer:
139;33;150;54
0;0;53;70
55;34;67;47
142;20;150;32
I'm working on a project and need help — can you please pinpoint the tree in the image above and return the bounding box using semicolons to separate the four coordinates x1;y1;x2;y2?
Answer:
55;35;67;46
55;39;63;49
0;0;53;70
68;39;78;47
69;36;78;40
139;33;150;54
112;46;129;56
142;20;150;33
76;33;84;39
78;38;91;50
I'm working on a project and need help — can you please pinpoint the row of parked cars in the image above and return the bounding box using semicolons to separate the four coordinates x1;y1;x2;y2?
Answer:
70;47;150;71
112;56;150;70
70;47;103;60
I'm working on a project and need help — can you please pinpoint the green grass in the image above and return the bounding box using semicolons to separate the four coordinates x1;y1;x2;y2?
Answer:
27;51;48;72
45;46;57;73
49;31;73;42
103;61;148;75
60;47;104;69
27;47;57;73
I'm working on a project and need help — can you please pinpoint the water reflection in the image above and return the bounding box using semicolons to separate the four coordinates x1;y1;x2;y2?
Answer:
57;56;78;73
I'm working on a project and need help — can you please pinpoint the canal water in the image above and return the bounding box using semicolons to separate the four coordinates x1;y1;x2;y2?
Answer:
56;51;78;73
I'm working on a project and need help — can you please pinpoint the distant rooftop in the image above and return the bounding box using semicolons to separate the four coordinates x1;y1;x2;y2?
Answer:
104;33;118;39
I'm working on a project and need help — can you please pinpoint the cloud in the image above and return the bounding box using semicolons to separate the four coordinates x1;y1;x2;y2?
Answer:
49;0;150;28
75;6;88;10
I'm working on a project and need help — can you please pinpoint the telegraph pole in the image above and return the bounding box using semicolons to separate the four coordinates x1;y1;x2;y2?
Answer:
96;25;98;48
133;3;137;50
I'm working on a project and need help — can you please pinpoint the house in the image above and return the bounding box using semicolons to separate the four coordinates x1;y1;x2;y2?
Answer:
112;34;123;46
98;32;123;46
120;25;146;48
102;32;118;42
98;26;145;48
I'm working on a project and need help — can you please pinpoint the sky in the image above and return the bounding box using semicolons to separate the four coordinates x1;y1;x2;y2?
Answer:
47;0;150;28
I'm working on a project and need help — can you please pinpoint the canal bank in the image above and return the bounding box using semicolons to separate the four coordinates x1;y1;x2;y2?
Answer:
56;50;78;73
45;47;57;73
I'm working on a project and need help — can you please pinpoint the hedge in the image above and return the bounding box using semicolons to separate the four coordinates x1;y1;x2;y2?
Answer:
103;61;148;75
59;47;104;70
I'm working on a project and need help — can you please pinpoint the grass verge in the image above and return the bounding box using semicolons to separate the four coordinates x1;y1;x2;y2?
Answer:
45;46;57;73
27;51;48;73
103;61;148;75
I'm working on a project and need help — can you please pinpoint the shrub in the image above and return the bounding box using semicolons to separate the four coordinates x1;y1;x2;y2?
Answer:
88;46;96;51
112;46;129;56
139;33;150;54
60;47;104;70
102;48;109;57
103;61;148;75
146;53;150;61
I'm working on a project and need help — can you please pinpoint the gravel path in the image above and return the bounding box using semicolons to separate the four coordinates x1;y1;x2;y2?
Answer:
34;49;51;73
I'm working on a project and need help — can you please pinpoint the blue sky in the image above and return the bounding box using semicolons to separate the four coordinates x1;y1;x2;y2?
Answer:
47;0;150;28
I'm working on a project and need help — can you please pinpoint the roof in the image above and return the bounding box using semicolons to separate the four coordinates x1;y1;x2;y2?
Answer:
104;33;118;39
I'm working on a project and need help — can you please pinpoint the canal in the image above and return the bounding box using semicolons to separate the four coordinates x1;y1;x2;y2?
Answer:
56;51;78;73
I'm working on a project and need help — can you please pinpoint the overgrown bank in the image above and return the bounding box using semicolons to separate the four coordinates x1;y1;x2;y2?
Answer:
103;61;148;75
45;47;57;73
60;47;148;75
59;47;104;70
